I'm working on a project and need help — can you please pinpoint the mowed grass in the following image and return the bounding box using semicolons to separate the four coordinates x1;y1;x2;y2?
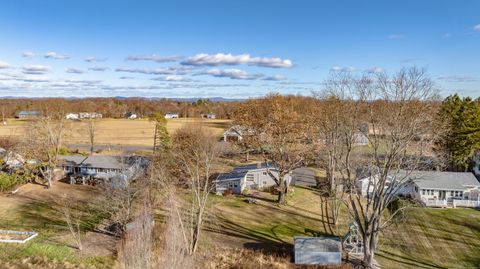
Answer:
205;187;350;252
377;208;480;269
0;118;231;147
207;188;480;268
0;182;115;268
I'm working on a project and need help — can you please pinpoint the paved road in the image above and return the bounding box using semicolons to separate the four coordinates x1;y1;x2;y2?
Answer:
292;167;317;187
68;144;152;154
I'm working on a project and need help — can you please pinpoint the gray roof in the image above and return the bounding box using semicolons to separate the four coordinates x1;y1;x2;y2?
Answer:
399;170;480;190
59;155;129;170
294;237;341;253
216;162;277;181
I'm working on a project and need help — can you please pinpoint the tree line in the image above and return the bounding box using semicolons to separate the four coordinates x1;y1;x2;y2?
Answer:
0;97;239;119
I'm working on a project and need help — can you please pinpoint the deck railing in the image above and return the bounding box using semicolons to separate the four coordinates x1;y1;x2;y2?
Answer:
453;199;480;208
421;198;447;207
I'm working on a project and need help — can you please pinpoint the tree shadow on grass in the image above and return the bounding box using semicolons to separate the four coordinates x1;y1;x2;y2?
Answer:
376;249;446;269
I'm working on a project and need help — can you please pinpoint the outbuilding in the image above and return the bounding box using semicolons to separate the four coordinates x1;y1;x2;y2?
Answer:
294;237;342;265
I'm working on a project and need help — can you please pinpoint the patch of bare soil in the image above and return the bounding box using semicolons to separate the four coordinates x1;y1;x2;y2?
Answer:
80;232;117;257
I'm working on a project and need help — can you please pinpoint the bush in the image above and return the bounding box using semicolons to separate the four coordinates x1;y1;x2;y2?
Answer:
0;172;19;192
223;188;234;196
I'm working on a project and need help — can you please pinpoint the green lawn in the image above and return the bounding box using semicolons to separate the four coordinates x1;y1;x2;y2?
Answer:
208;187;480;268
377;208;480;269
0;184;115;269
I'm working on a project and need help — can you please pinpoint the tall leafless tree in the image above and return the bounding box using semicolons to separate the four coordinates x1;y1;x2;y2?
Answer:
88;118;96;154
321;67;439;267
22;116;68;188
313;71;368;228
171;125;220;254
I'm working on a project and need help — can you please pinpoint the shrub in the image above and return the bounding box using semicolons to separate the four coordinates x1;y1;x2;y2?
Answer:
0;172;19;192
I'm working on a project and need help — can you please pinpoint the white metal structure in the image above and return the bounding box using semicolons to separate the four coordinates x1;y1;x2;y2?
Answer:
0;230;38;244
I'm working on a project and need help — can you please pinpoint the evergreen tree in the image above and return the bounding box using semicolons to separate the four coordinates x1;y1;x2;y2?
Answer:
436;94;480;171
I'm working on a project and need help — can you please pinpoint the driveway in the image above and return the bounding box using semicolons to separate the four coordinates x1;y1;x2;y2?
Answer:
292;167;317;187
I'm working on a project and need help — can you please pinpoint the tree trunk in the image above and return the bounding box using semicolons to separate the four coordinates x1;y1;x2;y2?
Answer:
277;176;287;204
363;232;377;268
277;189;286;204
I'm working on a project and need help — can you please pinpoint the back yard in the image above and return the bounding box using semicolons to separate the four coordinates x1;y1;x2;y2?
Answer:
1;182;479;268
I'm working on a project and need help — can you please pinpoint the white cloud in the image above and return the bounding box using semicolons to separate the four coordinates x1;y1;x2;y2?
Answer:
182;53;293;68
66;68;85;74
22;51;35;58
22;65;51;74
119;76;135;80
21;76;50;82
126;54;182;63
473;24;480;32
0;60;10;69
151;75;190;82
200;68;263;80
65;79;102;85
88;66;109;72
330;66;356;72
437;76;476;82
85;57;107;62
262;75;287;81
367;67;384;74
44;51;70;60
388;34;405;39
115;66;192;75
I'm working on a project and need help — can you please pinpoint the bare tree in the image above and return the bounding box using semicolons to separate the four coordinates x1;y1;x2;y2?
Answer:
171;125;220;254
22;117;68;188
313;72;369;228
324;67;439;267
88;118;96;154
118;199;154;269
59;194;82;251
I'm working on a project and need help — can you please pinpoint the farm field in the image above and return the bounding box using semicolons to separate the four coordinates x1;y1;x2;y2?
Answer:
0;118;232;148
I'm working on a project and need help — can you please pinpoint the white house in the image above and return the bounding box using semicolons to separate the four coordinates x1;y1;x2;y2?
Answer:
201;113;216;119
164;113;179;119
0;148;25;169
357;170;480;207
66;113;79;120
223;125;254;142
353;133;369;146
58;155;149;186
125;112;137;119
215;163;293;194
78;112;103;119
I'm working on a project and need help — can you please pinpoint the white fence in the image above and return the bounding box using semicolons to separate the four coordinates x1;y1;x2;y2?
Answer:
453;199;480;208
421;198;447;207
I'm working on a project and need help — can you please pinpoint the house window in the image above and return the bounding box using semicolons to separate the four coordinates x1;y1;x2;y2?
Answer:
451;191;454;196
422;189;425;195
234;184;238;188
263;181;267;185
262;171;267;175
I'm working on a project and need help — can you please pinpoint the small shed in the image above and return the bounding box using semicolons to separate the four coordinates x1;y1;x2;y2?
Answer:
294;236;342;265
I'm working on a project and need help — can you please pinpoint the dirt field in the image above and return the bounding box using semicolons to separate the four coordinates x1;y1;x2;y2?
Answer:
0;118;231;147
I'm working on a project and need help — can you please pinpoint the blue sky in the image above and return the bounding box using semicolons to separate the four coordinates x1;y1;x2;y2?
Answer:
0;0;479;98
